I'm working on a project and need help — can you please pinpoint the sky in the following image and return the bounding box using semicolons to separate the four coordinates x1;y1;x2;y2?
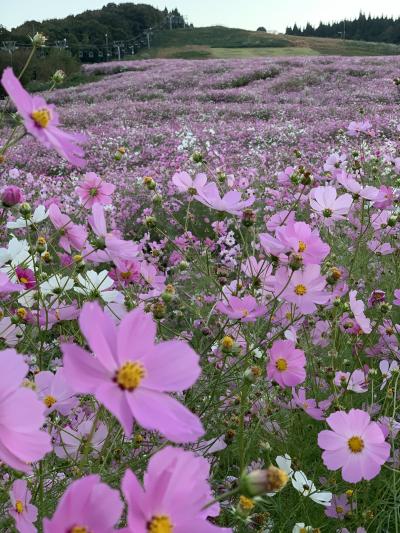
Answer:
1;0;400;32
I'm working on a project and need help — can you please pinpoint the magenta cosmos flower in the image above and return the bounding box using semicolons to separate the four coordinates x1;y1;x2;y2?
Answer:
75;172;116;208
274;265;330;314
1;67;86;167
43;475;123;533
267;339;306;388
318;409;390;483
0;349;51;472
62;302;204;442
216;295;266;322
9;479;38;533
122;446;232;533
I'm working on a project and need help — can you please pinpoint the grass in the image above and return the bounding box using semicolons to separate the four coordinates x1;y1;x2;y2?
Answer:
136;26;400;59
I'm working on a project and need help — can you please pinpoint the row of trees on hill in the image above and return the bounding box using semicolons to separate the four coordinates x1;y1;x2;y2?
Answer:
286;13;400;44
0;3;187;48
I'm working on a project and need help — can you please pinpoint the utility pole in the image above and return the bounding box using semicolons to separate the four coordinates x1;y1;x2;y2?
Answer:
105;32;109;61
2;41;17;66
343;20;346;40
144;29;152;49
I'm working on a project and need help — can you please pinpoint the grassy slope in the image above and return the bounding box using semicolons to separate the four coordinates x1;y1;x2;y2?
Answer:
137;26;400;58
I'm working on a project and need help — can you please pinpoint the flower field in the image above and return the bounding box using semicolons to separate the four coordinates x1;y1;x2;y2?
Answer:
0;52;399;532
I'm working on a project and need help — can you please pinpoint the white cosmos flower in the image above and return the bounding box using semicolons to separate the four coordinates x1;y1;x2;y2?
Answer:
75;269;123;304
291;471;332;506
41;275;75;296
0;237;31;267
7;205;48;229
293;524;313;533
276;453;294;478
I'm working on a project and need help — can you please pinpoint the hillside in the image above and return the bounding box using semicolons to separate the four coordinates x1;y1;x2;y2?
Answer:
136;26;400;59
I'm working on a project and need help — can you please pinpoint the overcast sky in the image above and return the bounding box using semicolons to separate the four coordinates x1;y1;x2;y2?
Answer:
2;0;400;32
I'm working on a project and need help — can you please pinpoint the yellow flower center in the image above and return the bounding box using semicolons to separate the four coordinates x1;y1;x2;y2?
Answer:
239;495;255;510
298;240;307;253
294;284;307;296
19;277;29;284
116;361;146;391
31;108;52;128
348;436;364;453
44;395;57;408
15;500;24;514
70;527;90;533
121;271;132;280
336;505;344;514
148;515;173;533
275;358;288;371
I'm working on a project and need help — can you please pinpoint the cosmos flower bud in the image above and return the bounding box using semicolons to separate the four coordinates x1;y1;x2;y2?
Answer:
152;301;166;319
221;335;234;352
1;185;23;207
51;69;66;84
237;495;255;516
244;366;262;383
145;216;156;228
240;466;288;497
242;208;256;227
19;202;31;216
31;32;47;47
143;176;156;190
192;151;204;163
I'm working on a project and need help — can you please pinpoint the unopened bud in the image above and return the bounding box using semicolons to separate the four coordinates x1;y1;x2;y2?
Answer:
240;466;288;497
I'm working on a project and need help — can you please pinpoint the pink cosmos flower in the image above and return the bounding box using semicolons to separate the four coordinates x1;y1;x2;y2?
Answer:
48;204;87;253
75;172;115;208
309;186;353;222
9;479;38;533
336;172;379;200
172;171;208;194
62;301;204;442
266;339;306;388
196;182;254;215
324;493;353;519
274;265;330;314
349;290;372;334
291;388;325;420
0;348;51;472
334;369;368;393
347;119;373;137
216;295;266;322
86;203;138;263
54;415;108;460
35;368;78;416
318;409;390;483
122;446;231;533
43;475;123;533
275;221;330;265
1;67;86;167
323;152;347;174
0;272;22;297
110;258;141;286
394;289;400;306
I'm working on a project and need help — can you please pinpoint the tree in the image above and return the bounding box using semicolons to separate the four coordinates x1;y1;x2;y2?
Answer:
257;26;266;32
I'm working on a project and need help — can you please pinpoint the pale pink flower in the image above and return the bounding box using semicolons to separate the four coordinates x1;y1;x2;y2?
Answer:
9;479;37;533
172;171;207;194
1;67;86;167
349;290;372;334
122;446;231;532
35;368;78;416
43;475;123;533
318;409;390;483
309;186;353;222
48;204;87;253
0;349;51;472
274;265;330;314
216;295;266;322
196;182;254;215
